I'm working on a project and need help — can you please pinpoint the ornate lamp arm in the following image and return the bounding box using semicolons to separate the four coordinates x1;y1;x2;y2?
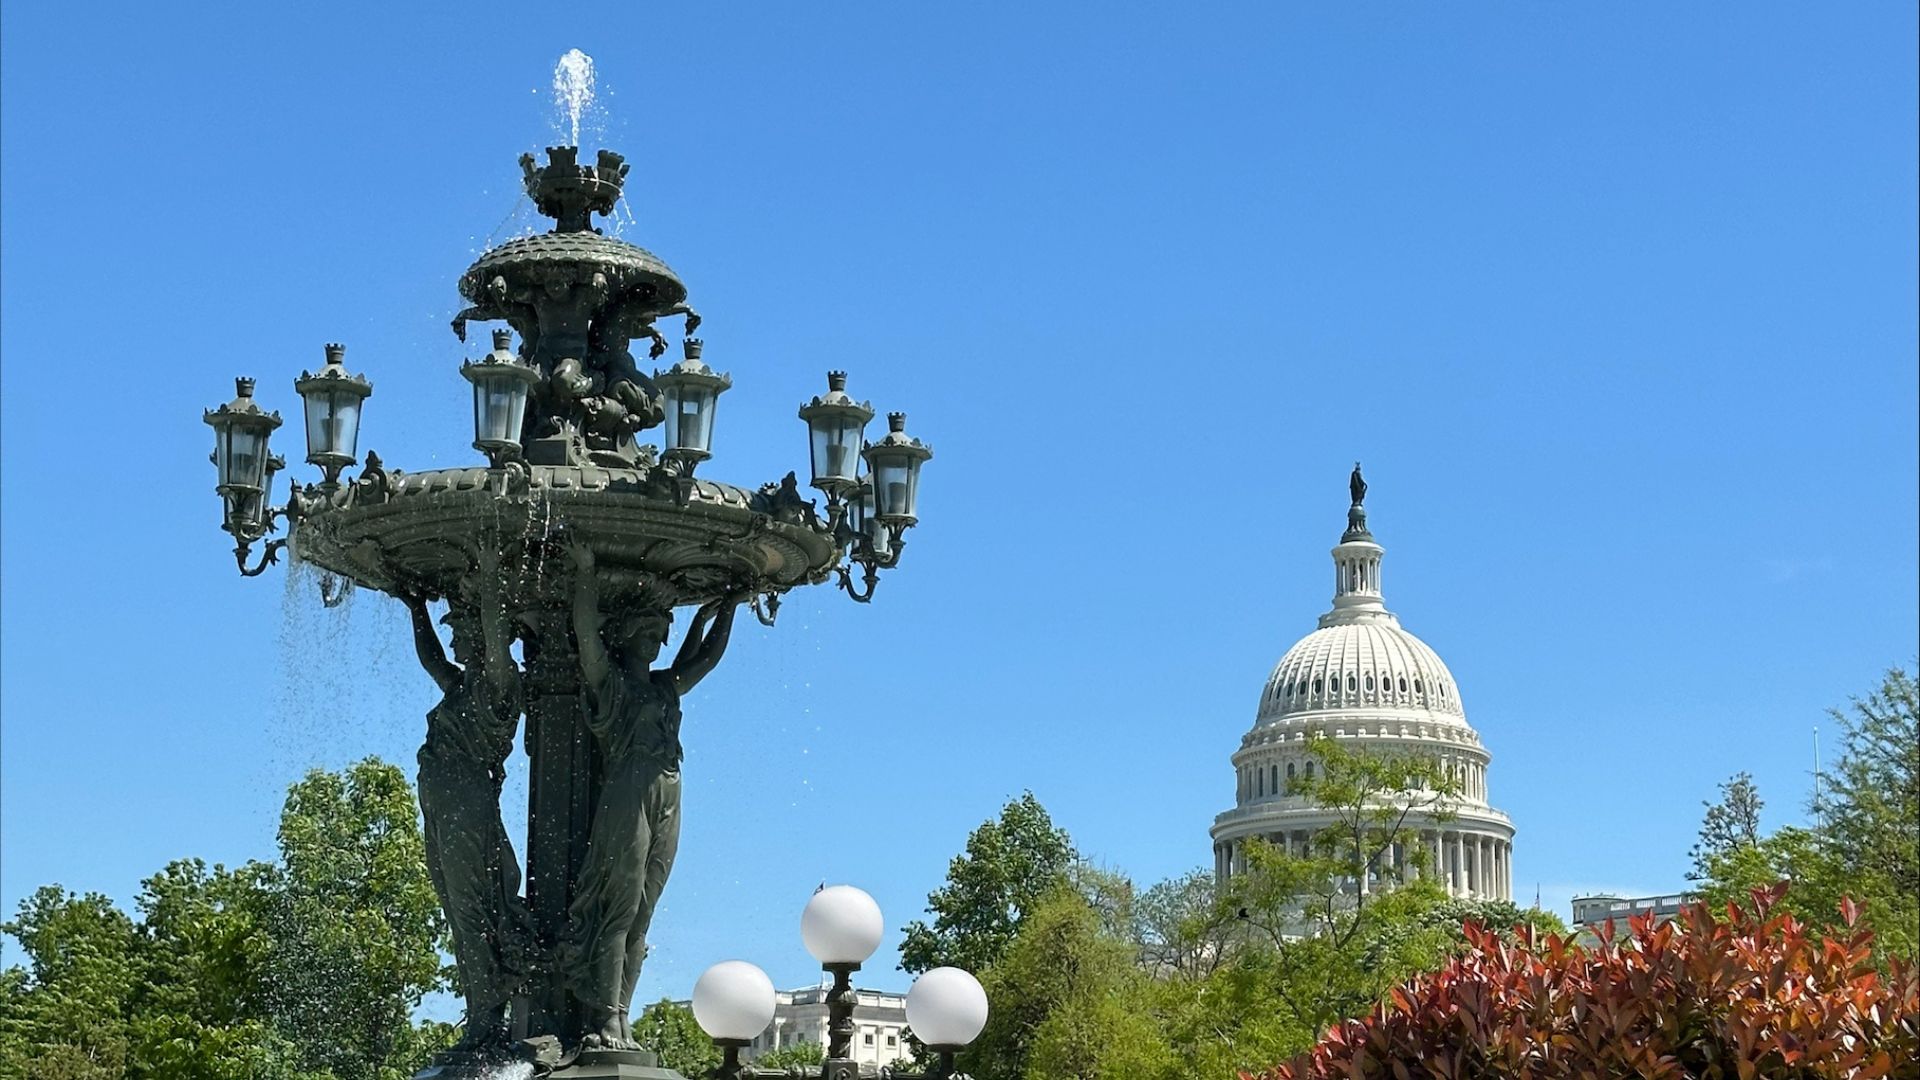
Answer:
836;562;880;604
752;591;782;627
234;538;288;577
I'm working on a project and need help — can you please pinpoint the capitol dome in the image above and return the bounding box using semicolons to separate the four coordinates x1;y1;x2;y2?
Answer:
1210;469;1514;900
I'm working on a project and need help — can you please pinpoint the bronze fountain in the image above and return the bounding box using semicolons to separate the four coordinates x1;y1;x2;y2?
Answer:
204;145;932;1078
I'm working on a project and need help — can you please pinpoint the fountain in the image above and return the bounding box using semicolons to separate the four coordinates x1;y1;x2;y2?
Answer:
203;126;932;1077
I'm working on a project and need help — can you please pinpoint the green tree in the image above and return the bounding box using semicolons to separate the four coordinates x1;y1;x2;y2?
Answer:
900;793;1076;976
754;1041;824;1068
963;887;1171;1080
259;759;450;1080
1697;667;1919;961
125;858;316;1080
632;999;720;1076
1821;666;1918;916
0;758;452;1080
1688;771;1763;879
0;887;137;1080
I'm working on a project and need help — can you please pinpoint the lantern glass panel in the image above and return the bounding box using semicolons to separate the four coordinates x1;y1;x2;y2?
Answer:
304;391;362;462
665;386;718;455
472;375;529;448
871;454;920;520
808;415;864;486
847;480;870;535
222;425;267;491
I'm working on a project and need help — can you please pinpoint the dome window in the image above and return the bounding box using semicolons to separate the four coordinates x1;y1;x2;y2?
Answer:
1364;674;1375;691
1399;677;1408;693
1346;674;1357;692
1312;677;1323;695
1414;678;1423;693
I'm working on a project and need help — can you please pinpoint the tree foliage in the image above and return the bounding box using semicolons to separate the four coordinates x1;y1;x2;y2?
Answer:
754;1041;825;1068
961;887;1169;1080
633;998;721;1076
0;759;451;1080
900;793;1076;976
1251;887;1919;1080
1696;666;1919;962
1821;666;1918;918
1688;771;1764;879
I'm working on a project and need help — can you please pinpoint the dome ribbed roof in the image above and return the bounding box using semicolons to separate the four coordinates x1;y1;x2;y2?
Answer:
1258;620;1464;723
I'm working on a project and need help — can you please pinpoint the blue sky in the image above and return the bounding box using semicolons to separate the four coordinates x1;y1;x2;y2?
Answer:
3;2;1914;1010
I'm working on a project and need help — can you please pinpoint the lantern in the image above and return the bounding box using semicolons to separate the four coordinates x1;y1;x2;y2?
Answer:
460;329;539;464
848;475;892;560
205;377;283;537
862;412;933;525
293;343;372;482
653;338;731;467
797;371;873;494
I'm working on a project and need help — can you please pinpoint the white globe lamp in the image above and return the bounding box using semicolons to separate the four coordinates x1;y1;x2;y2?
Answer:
906;966;989;1051
800;884;884;967
691;960;775;1045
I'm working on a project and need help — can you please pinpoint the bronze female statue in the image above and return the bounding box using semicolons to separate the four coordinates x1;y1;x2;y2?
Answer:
401;540;531;1059
561;542;745;1051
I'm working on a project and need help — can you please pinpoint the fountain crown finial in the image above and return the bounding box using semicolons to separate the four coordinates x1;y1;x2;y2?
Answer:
828;371;849;393
491;328;515;351
324;342;346;365
523;145;628;234
236;376;256;397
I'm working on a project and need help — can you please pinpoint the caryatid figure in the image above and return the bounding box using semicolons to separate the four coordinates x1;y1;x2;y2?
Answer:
402;541;531;1056
561;543;745;1050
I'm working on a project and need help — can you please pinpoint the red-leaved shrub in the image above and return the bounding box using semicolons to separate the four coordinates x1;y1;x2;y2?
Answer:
1247;886;1918;1080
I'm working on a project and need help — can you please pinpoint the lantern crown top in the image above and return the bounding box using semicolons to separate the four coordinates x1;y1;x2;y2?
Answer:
295;341;373;398
205;377;283;428
655;337;732;389
799;370;874;421
520;145;629;234
490;328;514;351
869;411;931;457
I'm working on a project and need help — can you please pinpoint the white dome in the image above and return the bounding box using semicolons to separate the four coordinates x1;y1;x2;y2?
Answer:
1211;474;1514;902
1258;621;1465;724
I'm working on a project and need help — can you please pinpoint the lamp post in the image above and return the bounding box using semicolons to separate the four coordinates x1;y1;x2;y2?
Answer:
202;144;938;1078
692;887;986;1080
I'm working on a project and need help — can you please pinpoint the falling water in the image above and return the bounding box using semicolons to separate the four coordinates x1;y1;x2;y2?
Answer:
552;49;596;147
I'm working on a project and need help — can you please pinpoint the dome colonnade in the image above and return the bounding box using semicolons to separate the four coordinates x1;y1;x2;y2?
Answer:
1209;469;1514;901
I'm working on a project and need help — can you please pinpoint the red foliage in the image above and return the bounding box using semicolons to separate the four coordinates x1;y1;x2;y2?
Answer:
1246;885;1919;1080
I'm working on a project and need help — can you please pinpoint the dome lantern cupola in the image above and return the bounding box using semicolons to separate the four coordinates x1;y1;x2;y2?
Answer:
1326;462;1389;626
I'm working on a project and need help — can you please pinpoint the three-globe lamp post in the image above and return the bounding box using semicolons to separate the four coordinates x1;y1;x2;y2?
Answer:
692;886;986;1080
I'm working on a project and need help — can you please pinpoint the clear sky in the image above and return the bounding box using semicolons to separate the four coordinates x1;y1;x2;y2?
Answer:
3;2;1915;1011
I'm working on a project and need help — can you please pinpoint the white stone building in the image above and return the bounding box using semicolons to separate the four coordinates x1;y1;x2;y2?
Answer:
1210;474;1515;900
733;983;911;1070
1570;892;1696;941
